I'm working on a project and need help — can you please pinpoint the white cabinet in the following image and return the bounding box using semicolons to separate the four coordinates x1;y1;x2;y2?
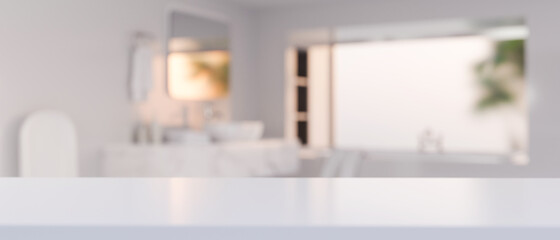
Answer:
101;139;300;177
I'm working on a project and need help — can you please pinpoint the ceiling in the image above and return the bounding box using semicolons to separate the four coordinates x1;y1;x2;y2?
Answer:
226;0;342;9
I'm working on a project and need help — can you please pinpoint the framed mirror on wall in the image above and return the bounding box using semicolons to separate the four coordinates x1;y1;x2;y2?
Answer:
164;4;231;127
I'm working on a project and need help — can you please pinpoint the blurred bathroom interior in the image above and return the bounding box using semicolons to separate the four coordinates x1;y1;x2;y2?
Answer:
1;0;557;178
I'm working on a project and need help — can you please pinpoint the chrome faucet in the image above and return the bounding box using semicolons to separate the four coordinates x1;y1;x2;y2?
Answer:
418;128;444;153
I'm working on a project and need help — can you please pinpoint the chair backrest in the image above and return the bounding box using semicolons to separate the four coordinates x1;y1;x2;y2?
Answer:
19;110;78;177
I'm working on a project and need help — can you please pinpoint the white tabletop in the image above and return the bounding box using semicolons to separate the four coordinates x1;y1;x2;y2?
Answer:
1;178;560;227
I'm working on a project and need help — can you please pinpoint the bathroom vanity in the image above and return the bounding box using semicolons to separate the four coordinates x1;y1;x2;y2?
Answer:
101;139;299;177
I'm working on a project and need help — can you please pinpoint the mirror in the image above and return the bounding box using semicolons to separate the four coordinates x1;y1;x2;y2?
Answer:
166;9;230;101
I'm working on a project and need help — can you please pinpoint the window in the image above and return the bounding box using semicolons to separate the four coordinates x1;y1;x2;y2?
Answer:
287;17;528;164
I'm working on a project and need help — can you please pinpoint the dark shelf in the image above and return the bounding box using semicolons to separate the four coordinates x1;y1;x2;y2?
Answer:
297;121;308;145
297;50;308;77
297;86;308;112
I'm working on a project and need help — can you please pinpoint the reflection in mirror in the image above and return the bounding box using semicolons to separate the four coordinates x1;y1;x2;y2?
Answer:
167;11;229;101
287;17;528;170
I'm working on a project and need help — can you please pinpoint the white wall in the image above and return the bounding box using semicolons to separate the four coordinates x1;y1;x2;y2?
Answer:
255;0;560;176
0;0;258;176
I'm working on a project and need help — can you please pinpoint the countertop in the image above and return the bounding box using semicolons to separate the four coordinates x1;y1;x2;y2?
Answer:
1;178;560;227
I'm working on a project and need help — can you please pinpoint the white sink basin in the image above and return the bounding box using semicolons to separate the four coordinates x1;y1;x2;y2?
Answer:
206;121;264;142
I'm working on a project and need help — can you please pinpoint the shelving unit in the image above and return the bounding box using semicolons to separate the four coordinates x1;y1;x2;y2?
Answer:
296;49;309;145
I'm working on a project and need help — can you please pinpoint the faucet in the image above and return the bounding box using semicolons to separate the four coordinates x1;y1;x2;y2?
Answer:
418;128;444;154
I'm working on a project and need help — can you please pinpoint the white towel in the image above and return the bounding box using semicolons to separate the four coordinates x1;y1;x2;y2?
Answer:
130;43;153;102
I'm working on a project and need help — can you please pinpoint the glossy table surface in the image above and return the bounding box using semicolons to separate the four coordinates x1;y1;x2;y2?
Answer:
1;178;560;227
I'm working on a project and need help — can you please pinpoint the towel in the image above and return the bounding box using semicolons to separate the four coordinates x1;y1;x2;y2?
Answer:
130;43;154;102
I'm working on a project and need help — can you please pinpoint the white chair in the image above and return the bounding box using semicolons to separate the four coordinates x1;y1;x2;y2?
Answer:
19;110;78;177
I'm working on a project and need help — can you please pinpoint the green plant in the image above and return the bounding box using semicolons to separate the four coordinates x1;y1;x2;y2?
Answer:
474;40;525;112
190;53;229;91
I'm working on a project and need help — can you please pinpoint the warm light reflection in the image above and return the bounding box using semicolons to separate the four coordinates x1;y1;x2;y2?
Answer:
168;51;229;100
